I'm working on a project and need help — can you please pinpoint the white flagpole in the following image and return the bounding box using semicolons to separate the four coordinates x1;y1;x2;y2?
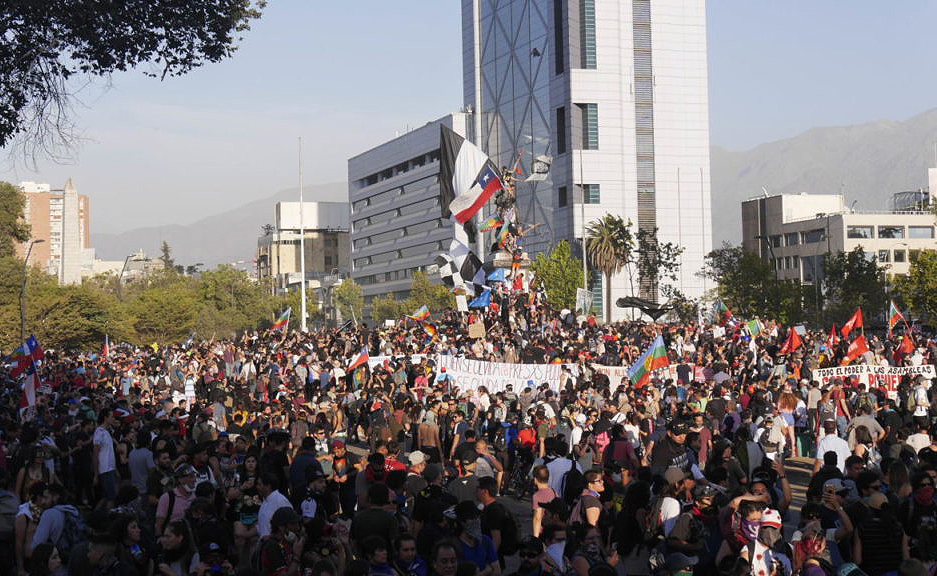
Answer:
299;137;307;333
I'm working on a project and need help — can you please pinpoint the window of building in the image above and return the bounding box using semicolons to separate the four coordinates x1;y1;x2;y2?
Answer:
556;107;567;154
785;233;799;246
580;0;596;69
878;250;890;262
784;256;792;269
792;255;800;270
553;0;564;74
770;235;782;248
324;255;333;266
877;225;905;239
802;229;824;243
846;226;873;239
909;225;934;239
578;103;598;149
581;184;600;204
893;249;906;263
558;186;568;207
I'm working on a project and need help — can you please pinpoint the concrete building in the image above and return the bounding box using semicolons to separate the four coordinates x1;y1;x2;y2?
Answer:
741;192;937;284
461;0;712;317
348;114;467;303
256;201;350;294
16;179;92;284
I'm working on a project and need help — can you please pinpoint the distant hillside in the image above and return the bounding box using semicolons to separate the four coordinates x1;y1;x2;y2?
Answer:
92;181;347;266
711;108;937;246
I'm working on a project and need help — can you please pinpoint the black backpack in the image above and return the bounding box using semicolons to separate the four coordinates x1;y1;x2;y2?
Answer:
560;456;585;507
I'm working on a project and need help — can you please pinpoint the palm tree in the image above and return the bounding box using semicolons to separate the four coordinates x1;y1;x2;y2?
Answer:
586;214;634;322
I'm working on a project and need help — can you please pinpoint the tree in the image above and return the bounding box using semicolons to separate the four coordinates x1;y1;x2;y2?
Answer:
1;1;265;158
531;240;583;310
371;295;404;325
895;250;937;321
636;227;685;304
405;271;455;313
333;279;364;324
159;241;175;270
823;247;887;323
586;214;633;322
130;284;198;344
0;182;30;257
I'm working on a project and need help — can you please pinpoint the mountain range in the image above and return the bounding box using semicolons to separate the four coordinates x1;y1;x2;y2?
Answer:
92;109;937;266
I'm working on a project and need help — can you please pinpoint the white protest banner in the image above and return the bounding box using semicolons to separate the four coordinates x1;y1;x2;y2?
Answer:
436;355;564;394
456;295;469;312
368;354;426;369
576;288;592;314
812;364;936;397
592;364;631;385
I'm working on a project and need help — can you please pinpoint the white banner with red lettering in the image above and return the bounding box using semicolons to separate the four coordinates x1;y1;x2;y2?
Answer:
436;355;563;393
812;364;935;397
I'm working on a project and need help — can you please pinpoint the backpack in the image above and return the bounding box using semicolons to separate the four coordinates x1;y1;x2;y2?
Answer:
853;393;873;414
560;457;585;507
643;495;666;546
0;490;16;541
491;502;520;556
57;507;87;559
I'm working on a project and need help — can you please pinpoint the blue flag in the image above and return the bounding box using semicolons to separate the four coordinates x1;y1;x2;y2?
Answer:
469;289;492;308
486;269;506;283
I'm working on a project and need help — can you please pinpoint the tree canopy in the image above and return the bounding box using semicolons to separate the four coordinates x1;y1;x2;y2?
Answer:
531;240;582;311
586;214;633;322
1;0;265;157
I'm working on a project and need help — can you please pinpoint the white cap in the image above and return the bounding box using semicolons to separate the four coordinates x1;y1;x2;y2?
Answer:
408;450;427;466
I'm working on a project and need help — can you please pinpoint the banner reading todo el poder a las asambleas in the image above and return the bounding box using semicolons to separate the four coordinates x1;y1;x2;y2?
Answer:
436;355;564;394
812;364;935;396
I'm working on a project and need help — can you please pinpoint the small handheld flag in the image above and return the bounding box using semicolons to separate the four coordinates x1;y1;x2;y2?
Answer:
627;335;670;388
407;305;431;322
841;308;863;338
779;327;802;355
888;301;904;337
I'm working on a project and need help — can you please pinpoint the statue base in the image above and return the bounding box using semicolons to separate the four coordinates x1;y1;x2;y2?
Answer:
491;250;531;269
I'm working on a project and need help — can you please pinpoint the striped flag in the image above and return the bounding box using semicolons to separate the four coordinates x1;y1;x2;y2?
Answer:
407;305;430;322
479;214;503;233
745;319;763;337
888;301;904;336
102;334;110;358
423;323;438;338
348;347;369;371
271;307;291;331
628;335;670;388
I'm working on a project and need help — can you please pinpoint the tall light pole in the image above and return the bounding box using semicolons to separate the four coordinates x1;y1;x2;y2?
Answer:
298;137;308;332
20;239;44;344
117;253;135;301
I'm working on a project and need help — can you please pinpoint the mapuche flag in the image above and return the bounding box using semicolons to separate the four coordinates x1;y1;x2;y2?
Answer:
439;125;504;225
841;308;863;338
407;305;430;322
628;335;670;388
888;301;904;335
271;307;291;331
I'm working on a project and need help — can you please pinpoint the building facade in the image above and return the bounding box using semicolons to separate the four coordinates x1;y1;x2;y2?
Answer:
16;179;92;284
461;0;712;317
256;201;350;294
347;114;468;303
741;193;937;284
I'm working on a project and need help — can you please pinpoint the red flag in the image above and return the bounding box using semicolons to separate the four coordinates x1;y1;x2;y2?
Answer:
348;347;369;371
846;335;870;361
827;324;840;350
840;308;864;338
900;334;915;355
780;327;803;355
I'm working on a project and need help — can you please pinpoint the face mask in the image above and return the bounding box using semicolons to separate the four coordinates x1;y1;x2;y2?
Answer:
284;530;297;543
183;484;196;494
741;519;761;541
585;542;600;555
612;473;622;483
546;542;565;562
759;527;781;548
463;519;482;539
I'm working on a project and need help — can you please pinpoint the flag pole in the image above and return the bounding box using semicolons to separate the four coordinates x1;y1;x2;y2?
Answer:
299;137;307;333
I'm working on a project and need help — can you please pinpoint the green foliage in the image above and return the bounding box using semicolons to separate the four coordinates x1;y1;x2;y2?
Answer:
895;250;937;321
1;1;265;153
636;227;684;300
0;182;30;258
334;279;364;323
699;242;807;324
586;215;634;322
130;284;199;344
823;247;887;322
531;241;583;310
404;271;455;313
371;295;404;325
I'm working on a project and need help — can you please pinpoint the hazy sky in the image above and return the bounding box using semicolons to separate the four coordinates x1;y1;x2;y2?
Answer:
2;1;936;235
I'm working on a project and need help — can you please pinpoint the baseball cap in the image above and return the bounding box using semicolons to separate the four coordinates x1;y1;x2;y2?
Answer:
693;484;718;501
459;451;478;466
331;440;345;450
664;467;689;485
455;500;481;522
824;478;849;494
174;464;196;478
760;508;782;529
867;492;888;510
664;553;698;573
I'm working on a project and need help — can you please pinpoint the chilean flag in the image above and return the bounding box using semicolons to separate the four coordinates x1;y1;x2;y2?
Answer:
348;347;369;372
439;125;504;225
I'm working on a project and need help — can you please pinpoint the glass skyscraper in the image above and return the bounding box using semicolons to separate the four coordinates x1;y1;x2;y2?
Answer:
462;0;712;316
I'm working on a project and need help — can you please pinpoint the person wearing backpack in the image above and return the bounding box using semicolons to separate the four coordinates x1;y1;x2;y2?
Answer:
477;477;519;567
28;484;85;563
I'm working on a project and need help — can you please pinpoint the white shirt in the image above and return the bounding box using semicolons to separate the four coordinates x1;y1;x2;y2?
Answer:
914;385;930;417
907;433;931;454
660;496;682;537
93;426;116;474
258;490;293;539
815;433;851;473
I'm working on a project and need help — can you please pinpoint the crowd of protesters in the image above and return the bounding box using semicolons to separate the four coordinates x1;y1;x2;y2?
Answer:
2;295;937;576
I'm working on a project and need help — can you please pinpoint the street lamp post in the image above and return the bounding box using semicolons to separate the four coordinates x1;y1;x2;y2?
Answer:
117;253;134;301
20;239;45;344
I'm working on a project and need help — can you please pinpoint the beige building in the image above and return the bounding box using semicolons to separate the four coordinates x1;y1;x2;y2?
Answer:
16;180;92;284
741;191;937;285
256;201;350;294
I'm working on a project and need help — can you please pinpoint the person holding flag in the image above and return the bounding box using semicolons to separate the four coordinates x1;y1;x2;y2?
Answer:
627;334;670;389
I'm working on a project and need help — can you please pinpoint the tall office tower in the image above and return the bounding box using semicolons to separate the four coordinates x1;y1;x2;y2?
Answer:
462;0;711;317
18;179;91;284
